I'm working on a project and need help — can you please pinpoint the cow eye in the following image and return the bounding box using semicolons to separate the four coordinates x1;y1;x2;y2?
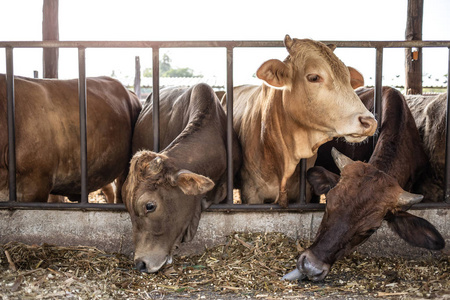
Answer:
145;202;157;213
307;74;322;83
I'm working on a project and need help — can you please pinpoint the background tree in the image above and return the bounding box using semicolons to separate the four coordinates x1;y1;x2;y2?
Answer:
143;54;202;78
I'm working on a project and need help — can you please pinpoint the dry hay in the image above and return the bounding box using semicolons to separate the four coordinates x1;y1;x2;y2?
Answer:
1;232;449;299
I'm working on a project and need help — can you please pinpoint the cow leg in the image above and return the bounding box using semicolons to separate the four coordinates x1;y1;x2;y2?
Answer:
275;177;289;208
48;194;65;202
16;174;51;202
115;172;127;204
101;183;115;203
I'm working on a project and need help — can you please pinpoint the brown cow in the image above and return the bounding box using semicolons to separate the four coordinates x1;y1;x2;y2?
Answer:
283;87;445;281
224;35;377;207
0;75;141;203
406;93;448;202
122;83;242;273
283;149;445;281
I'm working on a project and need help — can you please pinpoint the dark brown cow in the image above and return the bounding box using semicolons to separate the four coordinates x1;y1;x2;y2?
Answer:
406;93;448;202
283;87;445;281
0;75;141;203
122;83;242;273
224;35;377;208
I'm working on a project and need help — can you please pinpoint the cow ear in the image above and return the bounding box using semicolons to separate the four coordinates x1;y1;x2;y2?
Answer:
347;66;365;89
256;59;291;88
307;166;340;195
385;211;445;250
174;170;215;195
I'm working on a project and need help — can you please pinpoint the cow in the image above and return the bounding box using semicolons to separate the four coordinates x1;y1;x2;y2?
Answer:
406;93;448;202
0;75;142;203
222;35;377;208
122;83;242;273
283;87;445;281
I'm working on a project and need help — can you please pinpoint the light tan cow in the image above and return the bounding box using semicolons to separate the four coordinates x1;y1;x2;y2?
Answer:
224;35;377;207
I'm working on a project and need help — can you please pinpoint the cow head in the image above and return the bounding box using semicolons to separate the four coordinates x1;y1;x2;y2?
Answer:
122;150;215;273
256;35;376;146
283;148;445;282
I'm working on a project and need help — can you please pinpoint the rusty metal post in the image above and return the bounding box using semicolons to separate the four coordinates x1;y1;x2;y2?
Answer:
42;0;59;78
226;46;234;204
373;47;384;148
152;47;160;152
6;47;17;202
444;47;450;203
78;47;88;203
405;0;423;95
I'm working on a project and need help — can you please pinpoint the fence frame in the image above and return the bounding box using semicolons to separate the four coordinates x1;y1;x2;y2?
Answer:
1;39;450;212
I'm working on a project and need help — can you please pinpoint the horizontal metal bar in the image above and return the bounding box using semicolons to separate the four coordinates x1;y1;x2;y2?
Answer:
0;202;126;211
1;40;450;49
0;201;448;212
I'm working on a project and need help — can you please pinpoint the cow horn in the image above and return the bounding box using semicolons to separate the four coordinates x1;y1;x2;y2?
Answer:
148;157;163;175
284;34;293;51
397;190;423;207
331;147;354;171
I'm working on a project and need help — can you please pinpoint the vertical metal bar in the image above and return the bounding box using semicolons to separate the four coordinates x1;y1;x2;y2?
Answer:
298;159;307;204
152;47;160;152
78;47;88;203
6;47;17;202
373;47;384;148
444;47;450;203
226;47;234;204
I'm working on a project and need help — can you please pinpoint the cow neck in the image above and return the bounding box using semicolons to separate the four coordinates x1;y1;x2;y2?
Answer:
366;87;428;189
162;98;222;181
259;86;310;180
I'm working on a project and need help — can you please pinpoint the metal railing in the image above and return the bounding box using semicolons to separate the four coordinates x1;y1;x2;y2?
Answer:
1;40;450;212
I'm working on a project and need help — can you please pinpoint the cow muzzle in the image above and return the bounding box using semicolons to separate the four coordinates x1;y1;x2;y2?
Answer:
342;115;377;143
134;255;172;273
296;250;330;281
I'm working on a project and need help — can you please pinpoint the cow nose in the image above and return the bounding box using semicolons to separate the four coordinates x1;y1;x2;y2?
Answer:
297;251;330;281
359;116;377;136
135;259;148;273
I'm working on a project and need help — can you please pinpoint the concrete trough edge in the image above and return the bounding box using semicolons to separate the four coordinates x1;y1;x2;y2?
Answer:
0;209;448;258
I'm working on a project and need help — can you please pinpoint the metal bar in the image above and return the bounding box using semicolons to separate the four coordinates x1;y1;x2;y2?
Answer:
0;200;447;211
298;159;307;204
445;47;450;203
1;40;450;49
0;202;126;211
78;47;88;203
373;47;384;148
152;47;160;152
208;203;325;212
226;47;234;204
6;47;17;202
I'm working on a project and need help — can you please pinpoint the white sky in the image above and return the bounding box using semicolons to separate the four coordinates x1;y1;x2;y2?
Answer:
0;0;449;87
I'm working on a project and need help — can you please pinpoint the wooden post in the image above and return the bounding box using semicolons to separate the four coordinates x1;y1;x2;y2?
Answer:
405;0;423;95
42;0;59;79
134;56;141;99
